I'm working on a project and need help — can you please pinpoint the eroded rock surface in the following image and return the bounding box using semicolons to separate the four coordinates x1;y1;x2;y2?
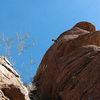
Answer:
33;22;100;100
0;56;30;100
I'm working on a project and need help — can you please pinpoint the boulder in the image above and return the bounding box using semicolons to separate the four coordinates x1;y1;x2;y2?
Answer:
0;56;30;100
33;22;100;100
73;21;96;32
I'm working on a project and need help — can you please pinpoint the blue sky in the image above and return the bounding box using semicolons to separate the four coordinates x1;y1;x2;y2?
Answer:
0;0;100;84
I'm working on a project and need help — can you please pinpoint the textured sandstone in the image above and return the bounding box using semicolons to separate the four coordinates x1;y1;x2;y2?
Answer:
0;56;30;100
0;89;10;100
33;22;100;100
73;21;96;32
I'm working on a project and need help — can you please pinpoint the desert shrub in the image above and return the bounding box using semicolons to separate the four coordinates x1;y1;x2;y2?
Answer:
0;32;35;82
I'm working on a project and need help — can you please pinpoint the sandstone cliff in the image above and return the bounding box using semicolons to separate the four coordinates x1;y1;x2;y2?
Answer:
32;22;100;100
0;56;30;100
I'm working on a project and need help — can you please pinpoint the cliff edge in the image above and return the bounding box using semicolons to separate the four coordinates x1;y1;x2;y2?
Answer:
33;21;100;100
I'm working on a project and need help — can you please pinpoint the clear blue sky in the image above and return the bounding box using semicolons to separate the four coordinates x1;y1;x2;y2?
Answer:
0;0;100;84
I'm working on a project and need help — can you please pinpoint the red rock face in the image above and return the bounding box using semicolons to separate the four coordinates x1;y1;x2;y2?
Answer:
73;21;96;32
34;22;100;100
